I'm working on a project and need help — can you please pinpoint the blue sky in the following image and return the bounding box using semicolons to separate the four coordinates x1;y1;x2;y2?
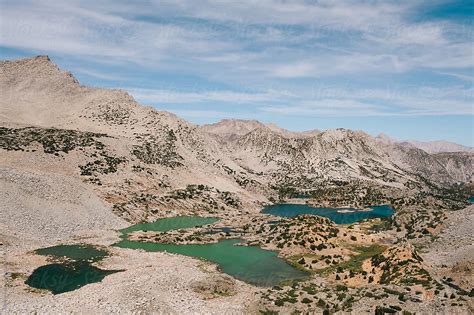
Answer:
1;0;473;145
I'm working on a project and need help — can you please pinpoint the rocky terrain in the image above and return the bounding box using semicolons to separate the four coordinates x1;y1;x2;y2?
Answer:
1;56;472;223
4;244;258;313
1;56;473;314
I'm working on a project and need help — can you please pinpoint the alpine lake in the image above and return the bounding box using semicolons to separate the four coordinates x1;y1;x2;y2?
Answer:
27;204;395;293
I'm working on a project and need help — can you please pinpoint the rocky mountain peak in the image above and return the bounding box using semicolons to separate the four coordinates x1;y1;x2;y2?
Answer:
200;119;268;142
1;55;78;85
202;119;265;133
404;140;473;154
375;132;472;154
375;133;397;145
319;128;368;141
201;119;322;140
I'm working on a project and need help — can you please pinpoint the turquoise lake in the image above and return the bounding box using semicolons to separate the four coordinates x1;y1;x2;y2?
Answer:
119;216;219;234
115;238;307;286
115;216;308;286
262;204;395;224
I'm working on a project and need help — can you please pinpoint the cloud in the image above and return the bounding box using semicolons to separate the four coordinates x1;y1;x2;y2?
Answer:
435;71;474;82
262;100;473;117
258;83;473;117
158;109;245;119
271;62;316;78
0;0;472;121
262;99;380;116
0;0;237;64
1;0;471;75
124;83;473;118
127;88;286;104
72;67;124;81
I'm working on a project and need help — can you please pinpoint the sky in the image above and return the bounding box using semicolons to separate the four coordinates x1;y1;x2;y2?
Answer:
0;0;473;146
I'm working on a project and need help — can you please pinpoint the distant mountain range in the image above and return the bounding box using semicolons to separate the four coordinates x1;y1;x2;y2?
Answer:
201;119;320;141
375;133;473;154
202;121;472;154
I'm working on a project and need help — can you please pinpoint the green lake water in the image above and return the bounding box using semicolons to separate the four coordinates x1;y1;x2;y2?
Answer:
469;196;474;204
115;216;308;286
26;244;122;294
25;262;120;294
262;204;394;224
119;216;219;234
29;215;311;292
115;238;307;286
35;244;109;262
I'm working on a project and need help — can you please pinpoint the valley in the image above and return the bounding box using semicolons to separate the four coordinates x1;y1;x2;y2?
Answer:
1;56;473;314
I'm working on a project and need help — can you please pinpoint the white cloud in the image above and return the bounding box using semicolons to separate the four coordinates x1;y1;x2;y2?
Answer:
125;83;473;118
72;67;123;81
127;88;288;104
272;62;316;78
1;0;472;119
435;71;474;82
159;109;236;119
258;83;473;117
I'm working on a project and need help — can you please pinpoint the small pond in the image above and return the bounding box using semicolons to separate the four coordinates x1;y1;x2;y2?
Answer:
35;244;109;262
25;262;120;294
26;244;122;294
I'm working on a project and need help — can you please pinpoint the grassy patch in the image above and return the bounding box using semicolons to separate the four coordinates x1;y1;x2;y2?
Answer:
286;254;321;272
316;244;386;275
340;245;386;272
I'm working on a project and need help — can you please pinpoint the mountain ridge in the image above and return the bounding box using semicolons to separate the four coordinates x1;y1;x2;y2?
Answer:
201;120;472;154
375;133;472;154
1;56;472;225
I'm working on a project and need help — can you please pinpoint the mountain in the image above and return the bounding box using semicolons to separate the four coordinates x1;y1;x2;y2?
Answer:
376;133;473;154
200;119;320;140
1;56;472;228
200;119;266;141
204;121;472;187
3;56;472;315
0;56;269;223
262;123;320;138
403;140;473;154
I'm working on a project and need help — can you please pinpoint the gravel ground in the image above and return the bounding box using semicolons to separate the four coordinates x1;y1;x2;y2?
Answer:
2;245;259;314
0;166;260;314
423;204;474;303
424;205;474;267
0;166;127;249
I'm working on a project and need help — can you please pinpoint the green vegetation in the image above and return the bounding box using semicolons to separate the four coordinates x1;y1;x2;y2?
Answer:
161;185;241;209
0;126;107;154
320;244;386;275
0;126;127;182
131;131;183;167
79;155;125;176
